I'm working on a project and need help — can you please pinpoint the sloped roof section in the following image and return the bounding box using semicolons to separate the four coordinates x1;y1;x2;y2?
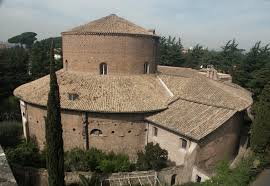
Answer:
62;14;157;37
146;99;237;140
158;66;253;111
14;70;170;113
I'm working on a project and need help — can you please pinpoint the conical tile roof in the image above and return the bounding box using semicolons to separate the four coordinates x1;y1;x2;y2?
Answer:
62;14;157;36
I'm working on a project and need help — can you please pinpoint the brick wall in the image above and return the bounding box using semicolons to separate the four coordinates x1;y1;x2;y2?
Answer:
25;104;147;159
62;34;159;74
196;112;243;172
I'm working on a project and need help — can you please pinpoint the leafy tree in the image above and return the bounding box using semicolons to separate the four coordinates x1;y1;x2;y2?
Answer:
184;44;206;69
250;81;270;154
45;40;65;186
159;36;185;66
235;42;270;100
30;37;62;79
0;47;29;99
136;142;168;171
8;32;37;48
217;39;245;74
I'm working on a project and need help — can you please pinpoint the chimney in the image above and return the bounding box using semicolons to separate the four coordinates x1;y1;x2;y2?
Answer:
206;65;218;80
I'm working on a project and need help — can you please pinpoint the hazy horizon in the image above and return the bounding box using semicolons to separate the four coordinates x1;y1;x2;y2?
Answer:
0;0;270;50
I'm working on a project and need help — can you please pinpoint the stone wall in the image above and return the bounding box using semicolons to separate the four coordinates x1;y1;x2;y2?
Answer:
147;123;196;165
25;103;147;159
196;112;243;172
88;113;147;160
62;34;158;74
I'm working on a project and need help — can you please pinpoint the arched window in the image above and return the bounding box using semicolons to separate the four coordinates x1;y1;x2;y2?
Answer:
100;63;108;75
144;62;150;74
90;129;102;136
171;174;177;185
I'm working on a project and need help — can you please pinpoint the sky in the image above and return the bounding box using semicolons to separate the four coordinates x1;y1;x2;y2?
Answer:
0;0;270;50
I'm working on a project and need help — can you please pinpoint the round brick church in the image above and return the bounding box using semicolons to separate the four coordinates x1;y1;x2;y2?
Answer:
14;14;252;182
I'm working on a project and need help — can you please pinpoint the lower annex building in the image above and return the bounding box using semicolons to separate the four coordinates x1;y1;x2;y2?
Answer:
14;14;252;184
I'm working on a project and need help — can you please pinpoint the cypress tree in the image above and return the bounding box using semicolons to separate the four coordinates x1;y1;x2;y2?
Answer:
45;39;65;186
250;81;270;154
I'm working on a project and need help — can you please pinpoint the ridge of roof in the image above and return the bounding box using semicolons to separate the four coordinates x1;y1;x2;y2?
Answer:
62;14;158;37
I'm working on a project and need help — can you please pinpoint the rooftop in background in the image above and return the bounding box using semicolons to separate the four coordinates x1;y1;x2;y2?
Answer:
62;14;158;37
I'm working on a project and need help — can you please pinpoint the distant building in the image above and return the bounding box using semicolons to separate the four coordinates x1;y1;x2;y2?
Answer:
14;14;252;184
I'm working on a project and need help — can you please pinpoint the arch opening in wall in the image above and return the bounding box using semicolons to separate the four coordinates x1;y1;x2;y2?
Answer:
90;129;103;136
144;62;150;74
100;63;108;75
171;174;177;185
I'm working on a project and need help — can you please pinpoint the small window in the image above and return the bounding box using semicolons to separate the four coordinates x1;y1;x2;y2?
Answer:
180;138;187;149
196;175;202;183
144;62;150;74
65;60;68;70
153;127;158;137
68;93;79;101
90;129;102;136
100;63;108;75
171;174;177;185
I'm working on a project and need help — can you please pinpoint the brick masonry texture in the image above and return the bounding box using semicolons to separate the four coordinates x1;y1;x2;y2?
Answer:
62;34;159;74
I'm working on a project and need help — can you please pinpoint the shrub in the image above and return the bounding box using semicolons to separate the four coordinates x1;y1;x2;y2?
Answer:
136;142;168;171
5;141;46;168
0;120;23;147
64;148;133;173
97;153;133;173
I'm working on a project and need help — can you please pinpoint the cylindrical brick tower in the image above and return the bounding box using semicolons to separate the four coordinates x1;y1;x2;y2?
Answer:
61;14;159;74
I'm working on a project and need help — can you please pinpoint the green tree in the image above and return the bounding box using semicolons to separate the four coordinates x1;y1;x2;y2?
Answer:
234;42;270;100
136;142;168;171
218;39;245;74
30;37;62;79
250;81;270;154
159;36;185;66
184;44;205;69
8;32;37;48
45;40;65;186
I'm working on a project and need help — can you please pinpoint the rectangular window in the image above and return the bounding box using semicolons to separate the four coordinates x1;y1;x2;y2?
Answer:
180;138;187;149
153;127;158;136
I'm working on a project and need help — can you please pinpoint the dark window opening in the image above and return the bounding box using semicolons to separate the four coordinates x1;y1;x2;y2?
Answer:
111;131;115;134
68;93;79;101
128;130;131;133
144;62;150;74
65;60;68;70
90;129;102;136
153;127;158;137
100;63;108;75
196;175;201;183
171;174;177;185
180;138;187;149
73;128;76;131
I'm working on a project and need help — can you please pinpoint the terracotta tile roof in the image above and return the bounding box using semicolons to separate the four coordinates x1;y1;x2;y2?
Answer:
62;14;157;37
146;99;237;140
14;70;170;113
14;66;253;139
158;66;253;111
